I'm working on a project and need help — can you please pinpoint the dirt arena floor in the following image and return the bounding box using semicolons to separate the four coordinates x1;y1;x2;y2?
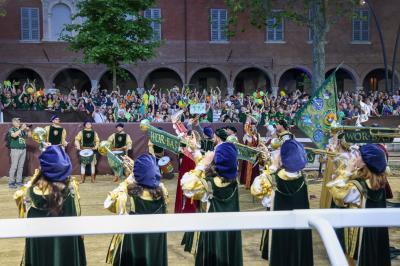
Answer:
0;172;399;266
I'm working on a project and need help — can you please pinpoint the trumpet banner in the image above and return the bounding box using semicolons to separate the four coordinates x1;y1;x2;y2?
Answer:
294;70;338;149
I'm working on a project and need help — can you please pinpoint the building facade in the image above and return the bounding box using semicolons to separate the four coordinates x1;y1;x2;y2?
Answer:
0;0;399;94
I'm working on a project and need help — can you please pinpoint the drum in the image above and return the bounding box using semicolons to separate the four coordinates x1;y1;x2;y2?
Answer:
79;149;94;165
158;156;174;179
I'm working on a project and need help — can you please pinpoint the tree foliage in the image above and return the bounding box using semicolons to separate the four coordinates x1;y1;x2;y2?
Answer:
225;0;360;92
62;0;160;90
0;0;9;16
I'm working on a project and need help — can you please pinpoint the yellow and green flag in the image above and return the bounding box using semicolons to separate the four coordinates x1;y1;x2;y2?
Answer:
293;69;339;149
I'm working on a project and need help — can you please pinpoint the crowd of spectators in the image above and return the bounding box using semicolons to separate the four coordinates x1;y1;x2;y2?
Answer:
1;80;400;125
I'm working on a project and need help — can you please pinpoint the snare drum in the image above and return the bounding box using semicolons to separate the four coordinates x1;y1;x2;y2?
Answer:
79;149;94;165
158;156;174;178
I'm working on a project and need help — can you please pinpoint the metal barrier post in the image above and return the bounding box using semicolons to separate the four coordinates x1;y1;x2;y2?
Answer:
308;217;348;266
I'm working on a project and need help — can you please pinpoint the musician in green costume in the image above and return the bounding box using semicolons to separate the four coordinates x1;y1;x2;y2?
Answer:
44;115;67;147
251;139;313;266
75;121;100;183
104;154;169;266
107;123;132;182
181;142;243;266
14;145;86;266
329;144;390;266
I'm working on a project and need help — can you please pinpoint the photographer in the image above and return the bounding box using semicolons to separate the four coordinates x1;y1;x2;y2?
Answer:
8;118;30;188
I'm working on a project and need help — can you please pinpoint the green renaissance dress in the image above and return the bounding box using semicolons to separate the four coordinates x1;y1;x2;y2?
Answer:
194;177;243;266
269;172;313;266
17;178;86;266
106;184;168;266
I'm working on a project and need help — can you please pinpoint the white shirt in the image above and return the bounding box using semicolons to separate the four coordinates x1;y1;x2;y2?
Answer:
93;112;106;123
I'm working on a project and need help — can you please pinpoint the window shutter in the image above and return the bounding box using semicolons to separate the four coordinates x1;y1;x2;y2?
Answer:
144;9;151;19
219;9;227;41
210;9;219;41
152;8;161;41
30;8;39;40
21;8;30;40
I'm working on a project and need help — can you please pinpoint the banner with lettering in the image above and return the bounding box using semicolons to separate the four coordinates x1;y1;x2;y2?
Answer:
344;129;394;143
148;127;181;154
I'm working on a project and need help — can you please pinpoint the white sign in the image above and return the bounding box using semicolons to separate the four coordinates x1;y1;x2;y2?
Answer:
190;103;207;114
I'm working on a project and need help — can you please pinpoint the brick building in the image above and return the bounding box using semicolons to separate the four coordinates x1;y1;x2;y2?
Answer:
0;0;399;94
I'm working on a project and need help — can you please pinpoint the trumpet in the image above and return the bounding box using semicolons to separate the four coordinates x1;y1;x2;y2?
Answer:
304;147;339;157
98;141;134;174
32;127;47;151
331;121;400;138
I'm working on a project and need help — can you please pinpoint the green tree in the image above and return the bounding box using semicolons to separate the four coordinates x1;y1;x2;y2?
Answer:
226;0;359;93
62;0;159;91
0;0;9;16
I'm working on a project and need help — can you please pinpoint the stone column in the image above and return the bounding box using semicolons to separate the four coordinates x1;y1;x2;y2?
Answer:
271;86;279;97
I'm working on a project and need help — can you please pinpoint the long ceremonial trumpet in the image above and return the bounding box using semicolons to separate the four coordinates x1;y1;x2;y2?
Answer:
304;147;339;157
331;121;400;138
32;127;47;151
98;141;134;172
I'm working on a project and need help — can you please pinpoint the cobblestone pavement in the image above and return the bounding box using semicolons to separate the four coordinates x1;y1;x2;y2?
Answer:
0;173;399;266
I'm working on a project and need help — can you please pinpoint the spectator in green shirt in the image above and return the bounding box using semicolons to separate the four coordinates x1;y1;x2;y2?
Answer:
8;118;30;189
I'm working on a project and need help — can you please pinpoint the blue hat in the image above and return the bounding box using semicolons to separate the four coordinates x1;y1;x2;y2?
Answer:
39;146;72;182
280;139;307;172
214;142;238;180
116;123;124;128
50;115;59;122
134;154;161;189
203;127;213;139
360;144;387;175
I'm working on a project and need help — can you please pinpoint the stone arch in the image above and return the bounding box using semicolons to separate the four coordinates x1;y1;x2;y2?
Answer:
144;67;183;90
188;67;228;92
98;68;138;93
362;68;400;92
233;67;272;95
6;68;45;90
326;66;359;93
52;68;92;93
277;66;312;94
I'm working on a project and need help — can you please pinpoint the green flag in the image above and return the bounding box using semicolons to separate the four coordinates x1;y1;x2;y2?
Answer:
293;70;339;149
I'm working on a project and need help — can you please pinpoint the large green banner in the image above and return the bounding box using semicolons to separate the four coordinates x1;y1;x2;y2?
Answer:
294;69;338;149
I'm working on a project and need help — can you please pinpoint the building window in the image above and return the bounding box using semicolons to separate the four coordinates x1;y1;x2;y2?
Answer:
266;11;284;42
210;8;228;42
51;4;72;41
352;9;369;42
21;7;40;41
144;8;161;41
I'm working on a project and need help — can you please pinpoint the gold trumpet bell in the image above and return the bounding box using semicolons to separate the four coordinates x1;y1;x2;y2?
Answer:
270;138;282;150
32;127;46;143
98;141;111;156
140;119;151;132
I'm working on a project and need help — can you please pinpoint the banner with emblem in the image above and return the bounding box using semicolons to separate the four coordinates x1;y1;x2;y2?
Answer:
190;103;207;114
293;68;339;149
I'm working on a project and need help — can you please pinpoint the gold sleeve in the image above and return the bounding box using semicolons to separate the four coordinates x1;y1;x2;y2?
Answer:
104;182;128;215
44;126;50;142
74;131;83;149
250;171;273;200
159;182;170;208
107;134;115;149
148;140;155;156
13;169;38;218
69;176;82;216
62;128;67;146
180;163;207;201
126;134;132;150
94;132;100;149
329;182;360;208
